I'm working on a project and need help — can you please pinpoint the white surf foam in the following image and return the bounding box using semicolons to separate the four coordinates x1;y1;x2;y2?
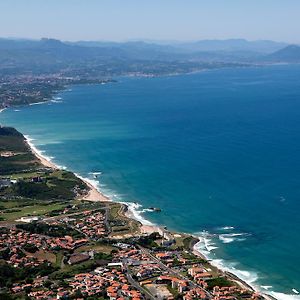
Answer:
88;171;102;176
194;231;300;300
75;173;102;192
25;136;56;164
120;201;154;226
219;233;249;244
29;101;48;106
195;232;219;253
271;292;300;300
51;96;63;103
194;231;259;290
141;208;156;213
220;226;235;230
261;286;273;290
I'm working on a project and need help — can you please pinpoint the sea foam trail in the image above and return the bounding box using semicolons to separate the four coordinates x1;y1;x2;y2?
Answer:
194;237;258;286
75;173;102;193
219;233;249;244
194;233;300;300
120;201;155;226
88;171;102;176
25;136;60;167
270;292;300;300
29;101;49;106
219;226;235;230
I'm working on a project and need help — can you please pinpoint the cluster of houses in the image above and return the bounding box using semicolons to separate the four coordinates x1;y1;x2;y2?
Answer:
69;267;143;299
112;246;262;300
212;286;260;300
0;175;47;189
113;247;207;299
0;227;89;253
61;210;107;240
188;265;212;285
0;229;49;268
12;280;72;299
48;235;88;251
0;227;93;273
0;74;65;108
0;216;264;300
11;277;55;298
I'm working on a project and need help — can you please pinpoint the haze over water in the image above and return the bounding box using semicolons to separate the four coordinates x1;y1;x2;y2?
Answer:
2;65;300;298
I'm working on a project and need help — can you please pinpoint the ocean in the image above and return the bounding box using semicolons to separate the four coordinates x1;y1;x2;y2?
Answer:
1;65;300;299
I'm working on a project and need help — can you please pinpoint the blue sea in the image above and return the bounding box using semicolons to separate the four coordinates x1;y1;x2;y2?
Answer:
1;65;300;299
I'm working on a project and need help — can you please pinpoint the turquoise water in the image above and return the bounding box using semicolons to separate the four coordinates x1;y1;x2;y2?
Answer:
1;65;300;299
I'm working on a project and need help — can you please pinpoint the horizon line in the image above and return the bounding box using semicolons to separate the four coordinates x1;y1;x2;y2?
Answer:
0;36;296;45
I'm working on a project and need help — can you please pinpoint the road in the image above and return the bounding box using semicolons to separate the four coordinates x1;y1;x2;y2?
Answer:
138;245;212;299
122;259;156;300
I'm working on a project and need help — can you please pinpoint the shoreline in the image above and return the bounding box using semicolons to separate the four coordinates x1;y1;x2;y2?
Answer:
24;134;280;300
25;136;110;202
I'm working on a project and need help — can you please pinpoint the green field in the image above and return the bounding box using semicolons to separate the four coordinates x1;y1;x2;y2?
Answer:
0;200;67;222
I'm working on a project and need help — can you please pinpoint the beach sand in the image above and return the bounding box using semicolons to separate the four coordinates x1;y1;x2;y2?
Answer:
26;137;110;202
81;180;110;202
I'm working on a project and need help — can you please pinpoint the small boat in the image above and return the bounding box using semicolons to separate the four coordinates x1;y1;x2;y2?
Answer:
292;289;299;294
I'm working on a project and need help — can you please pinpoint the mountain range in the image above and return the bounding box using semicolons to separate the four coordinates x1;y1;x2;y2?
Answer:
0;38;299;75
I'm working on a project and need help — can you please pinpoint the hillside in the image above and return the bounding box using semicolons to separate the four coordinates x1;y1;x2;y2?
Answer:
267;45;300;62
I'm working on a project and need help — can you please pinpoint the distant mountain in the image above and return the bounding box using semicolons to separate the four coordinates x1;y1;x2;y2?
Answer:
267;45;300;62
0;37;298;76
71;38;288;54
167;39;288;54
0;38;131;73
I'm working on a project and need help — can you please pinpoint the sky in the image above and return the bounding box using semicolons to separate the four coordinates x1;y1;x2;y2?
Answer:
0;0;299;43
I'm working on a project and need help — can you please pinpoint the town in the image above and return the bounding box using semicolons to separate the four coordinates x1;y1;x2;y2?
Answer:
0;126;265;300
0;74;115;110
1;219;262;300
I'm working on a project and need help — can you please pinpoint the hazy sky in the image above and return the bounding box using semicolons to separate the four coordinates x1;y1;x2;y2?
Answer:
0;0;299;43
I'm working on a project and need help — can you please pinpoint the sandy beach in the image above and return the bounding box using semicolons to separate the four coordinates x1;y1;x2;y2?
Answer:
26;137;110;202
81;178;110;202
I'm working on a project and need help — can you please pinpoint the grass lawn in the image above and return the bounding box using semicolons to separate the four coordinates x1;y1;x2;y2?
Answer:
10;171;42;179
50;259;98;280
0;202;66;222
108;202;141;237
55;251;65;268
74;242;116;254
